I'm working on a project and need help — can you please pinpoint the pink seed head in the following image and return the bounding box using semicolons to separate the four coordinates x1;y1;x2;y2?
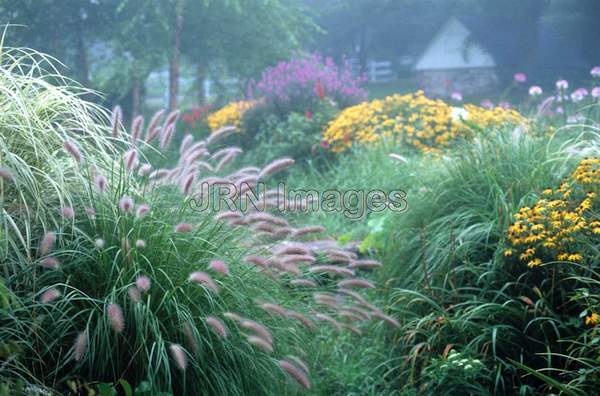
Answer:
279;359;311;389
223;312;242;322
337;278;375;289
136;275;151;291
61;207;75;219
83;209;95;221
348;259;382;270
74;331;88;362
247;335;273;352
39;257;59;269
206;316;228;338
240;320;272;344
40;288;61;303
314;313;342;331
111;106;123;137
127;286;141;303
169;344;187;370
136;204;150;219
138;163;152;177
0;167;14;181
123;149;139;173
94;174;108;193
372;311;400;328
106;303;125;333
39;231;56;256
290;279;317;288
175;223;193;233
259;302;288;317
258;158;295;180
131;115;144;144
183;321;199;355
64;140;82;163
180;134;194;154
119;195;134;213
181;173;195;196
208;259;230;276
189;271;219;293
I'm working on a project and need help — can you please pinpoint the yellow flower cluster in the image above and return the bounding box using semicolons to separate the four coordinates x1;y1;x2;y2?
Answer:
506;157;600;268
207;100;255;131
322;91;525;153
462;104;524;130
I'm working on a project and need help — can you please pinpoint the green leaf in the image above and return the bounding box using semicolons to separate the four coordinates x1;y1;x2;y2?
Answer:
135;381;152;394
97;383;116;396
508;359;582;396
119;379;133;396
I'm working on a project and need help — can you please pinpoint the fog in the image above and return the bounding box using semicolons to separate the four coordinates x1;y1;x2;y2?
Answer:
2;0;598;112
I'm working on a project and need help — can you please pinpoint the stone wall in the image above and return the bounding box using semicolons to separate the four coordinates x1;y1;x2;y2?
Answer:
416;68;498;98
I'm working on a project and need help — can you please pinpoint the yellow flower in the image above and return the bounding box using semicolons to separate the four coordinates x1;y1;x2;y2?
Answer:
207;100;255;131
586;313;600;326
505;156;599;270
527;258;542;268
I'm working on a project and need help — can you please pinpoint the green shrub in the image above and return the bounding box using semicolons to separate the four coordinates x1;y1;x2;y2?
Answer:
242;110;334;166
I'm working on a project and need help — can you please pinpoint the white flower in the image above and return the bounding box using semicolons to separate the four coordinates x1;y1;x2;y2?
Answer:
451;107;468;122
556;79;569;90
528;86;542;96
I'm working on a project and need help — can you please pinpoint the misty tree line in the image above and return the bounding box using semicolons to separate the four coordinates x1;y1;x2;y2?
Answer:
314;0;600;81
0;0;315;115
1;0;598;116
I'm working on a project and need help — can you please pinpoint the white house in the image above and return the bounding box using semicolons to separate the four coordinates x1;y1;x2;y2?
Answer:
414;17;498;97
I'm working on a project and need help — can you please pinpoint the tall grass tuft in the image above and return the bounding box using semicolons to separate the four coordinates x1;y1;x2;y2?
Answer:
378;127;600;394
1;45;390;395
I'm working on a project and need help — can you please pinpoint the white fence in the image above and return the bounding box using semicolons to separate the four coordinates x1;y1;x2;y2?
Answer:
348;59;396;82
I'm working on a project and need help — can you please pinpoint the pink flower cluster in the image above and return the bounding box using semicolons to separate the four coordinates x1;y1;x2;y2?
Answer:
251;53;367;112
514;72;527;83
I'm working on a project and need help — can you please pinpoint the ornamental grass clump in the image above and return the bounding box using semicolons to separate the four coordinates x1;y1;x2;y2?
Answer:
1;47;391;394
323;91;525;153
0;47;117;252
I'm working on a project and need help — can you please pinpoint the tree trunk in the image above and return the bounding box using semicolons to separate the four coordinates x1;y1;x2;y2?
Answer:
169;0;184;110
196;63;205;104
358;22;368;76
132;77;141;118
75;18;89;86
